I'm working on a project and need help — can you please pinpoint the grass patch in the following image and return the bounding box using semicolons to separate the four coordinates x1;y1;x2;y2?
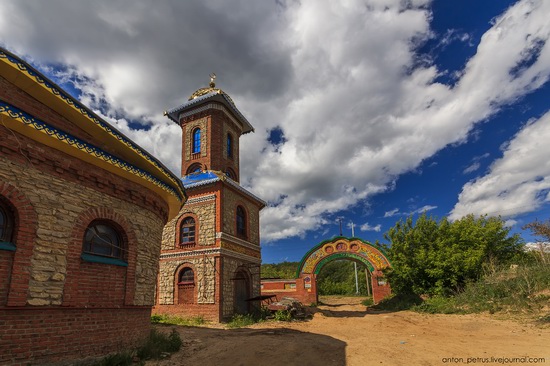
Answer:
93;329;182;365
137;328;182;361
370;293;423;311
151;314;207;326
361;298;374;307
412;262;550;317
93;352;135;366
226;313;259;328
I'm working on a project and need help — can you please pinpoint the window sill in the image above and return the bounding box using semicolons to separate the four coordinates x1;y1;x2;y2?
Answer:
81;253;128;267
0;242;16;252
179;242;196;249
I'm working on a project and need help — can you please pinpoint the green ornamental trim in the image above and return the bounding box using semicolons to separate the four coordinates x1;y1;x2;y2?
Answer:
314;252;375;274
0;242;16;252
295;236;392;278
81;253;128;267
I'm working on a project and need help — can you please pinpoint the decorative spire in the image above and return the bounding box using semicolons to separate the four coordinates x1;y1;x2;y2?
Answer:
209;73;216;88
186;73;235;106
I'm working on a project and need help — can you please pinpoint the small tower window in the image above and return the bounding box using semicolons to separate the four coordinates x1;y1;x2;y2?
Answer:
236;206;247;238
180;217;196;246
192;128;201;154
227;133;233;159
186;164;202;175
83;221;125;260
225;168;237;181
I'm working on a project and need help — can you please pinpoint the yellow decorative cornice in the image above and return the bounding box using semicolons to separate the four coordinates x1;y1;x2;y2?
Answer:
0;47;186;219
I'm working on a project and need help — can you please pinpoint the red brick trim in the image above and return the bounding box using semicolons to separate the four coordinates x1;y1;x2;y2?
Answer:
0;181;37;307
64;207;139;307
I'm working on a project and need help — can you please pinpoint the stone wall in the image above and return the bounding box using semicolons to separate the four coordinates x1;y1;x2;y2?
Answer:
161;194;217;250
221;256;260;318
0;154;164;307
222;187;260;245
157;255;217;305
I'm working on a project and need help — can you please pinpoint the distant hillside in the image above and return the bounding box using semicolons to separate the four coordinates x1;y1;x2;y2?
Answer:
261;261;299;279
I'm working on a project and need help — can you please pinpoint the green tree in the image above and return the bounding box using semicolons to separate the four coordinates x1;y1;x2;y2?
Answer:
522;219;550;264
384;213;523;296
317;260;370;296
261;261;299;279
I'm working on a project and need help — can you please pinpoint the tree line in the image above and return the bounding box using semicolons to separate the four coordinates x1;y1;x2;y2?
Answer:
261;214;549;298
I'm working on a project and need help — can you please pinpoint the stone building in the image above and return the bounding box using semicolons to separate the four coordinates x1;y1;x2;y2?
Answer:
0;48;186;365
154;75;265;321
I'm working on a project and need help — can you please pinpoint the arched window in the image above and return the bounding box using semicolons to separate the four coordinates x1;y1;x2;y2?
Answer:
225;168;234;180
236;206;247;238
178;267;194;284
180;217;196;247
227;133;233;158
186;163;202;175
83;221;125;260
178;267;195;304
0;199;14;243
192;128;201;154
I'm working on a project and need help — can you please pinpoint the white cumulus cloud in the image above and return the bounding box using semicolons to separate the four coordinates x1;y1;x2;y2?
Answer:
451;111;550;220
1;0;550;242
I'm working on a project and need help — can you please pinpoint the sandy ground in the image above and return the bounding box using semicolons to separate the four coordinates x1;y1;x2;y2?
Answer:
147;296;550;366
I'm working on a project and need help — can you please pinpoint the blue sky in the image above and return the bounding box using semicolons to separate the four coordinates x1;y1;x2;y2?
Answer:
1;0;549;263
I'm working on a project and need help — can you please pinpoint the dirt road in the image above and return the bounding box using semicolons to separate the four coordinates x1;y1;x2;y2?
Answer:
148;296;549;366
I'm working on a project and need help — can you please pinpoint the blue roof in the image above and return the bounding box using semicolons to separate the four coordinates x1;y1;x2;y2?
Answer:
180;171;266;207
181;171;221;188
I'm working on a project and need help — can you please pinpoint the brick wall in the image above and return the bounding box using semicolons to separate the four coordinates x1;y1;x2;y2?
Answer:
0;251;13;306
0;307;150;366
0;124;166;363
180;108;242;179
0;152;164;307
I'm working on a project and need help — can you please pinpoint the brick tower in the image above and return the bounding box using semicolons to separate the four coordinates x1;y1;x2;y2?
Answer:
154;75;265;321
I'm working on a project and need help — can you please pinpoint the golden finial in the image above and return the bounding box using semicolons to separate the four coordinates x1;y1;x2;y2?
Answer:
209;73;216;88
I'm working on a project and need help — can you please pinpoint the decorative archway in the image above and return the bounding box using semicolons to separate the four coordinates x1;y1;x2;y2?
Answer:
295;237;392;304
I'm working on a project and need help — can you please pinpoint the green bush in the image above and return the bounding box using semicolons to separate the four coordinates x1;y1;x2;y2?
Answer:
412;262;550;316
361;298;374;306
273;310;292;321
385;214;524;297
136;329;182;360
226;313;258;328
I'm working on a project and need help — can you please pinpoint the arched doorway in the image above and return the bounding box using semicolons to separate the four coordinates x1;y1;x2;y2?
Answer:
177;267;195;304
233;269;250;314
296;237;392;304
